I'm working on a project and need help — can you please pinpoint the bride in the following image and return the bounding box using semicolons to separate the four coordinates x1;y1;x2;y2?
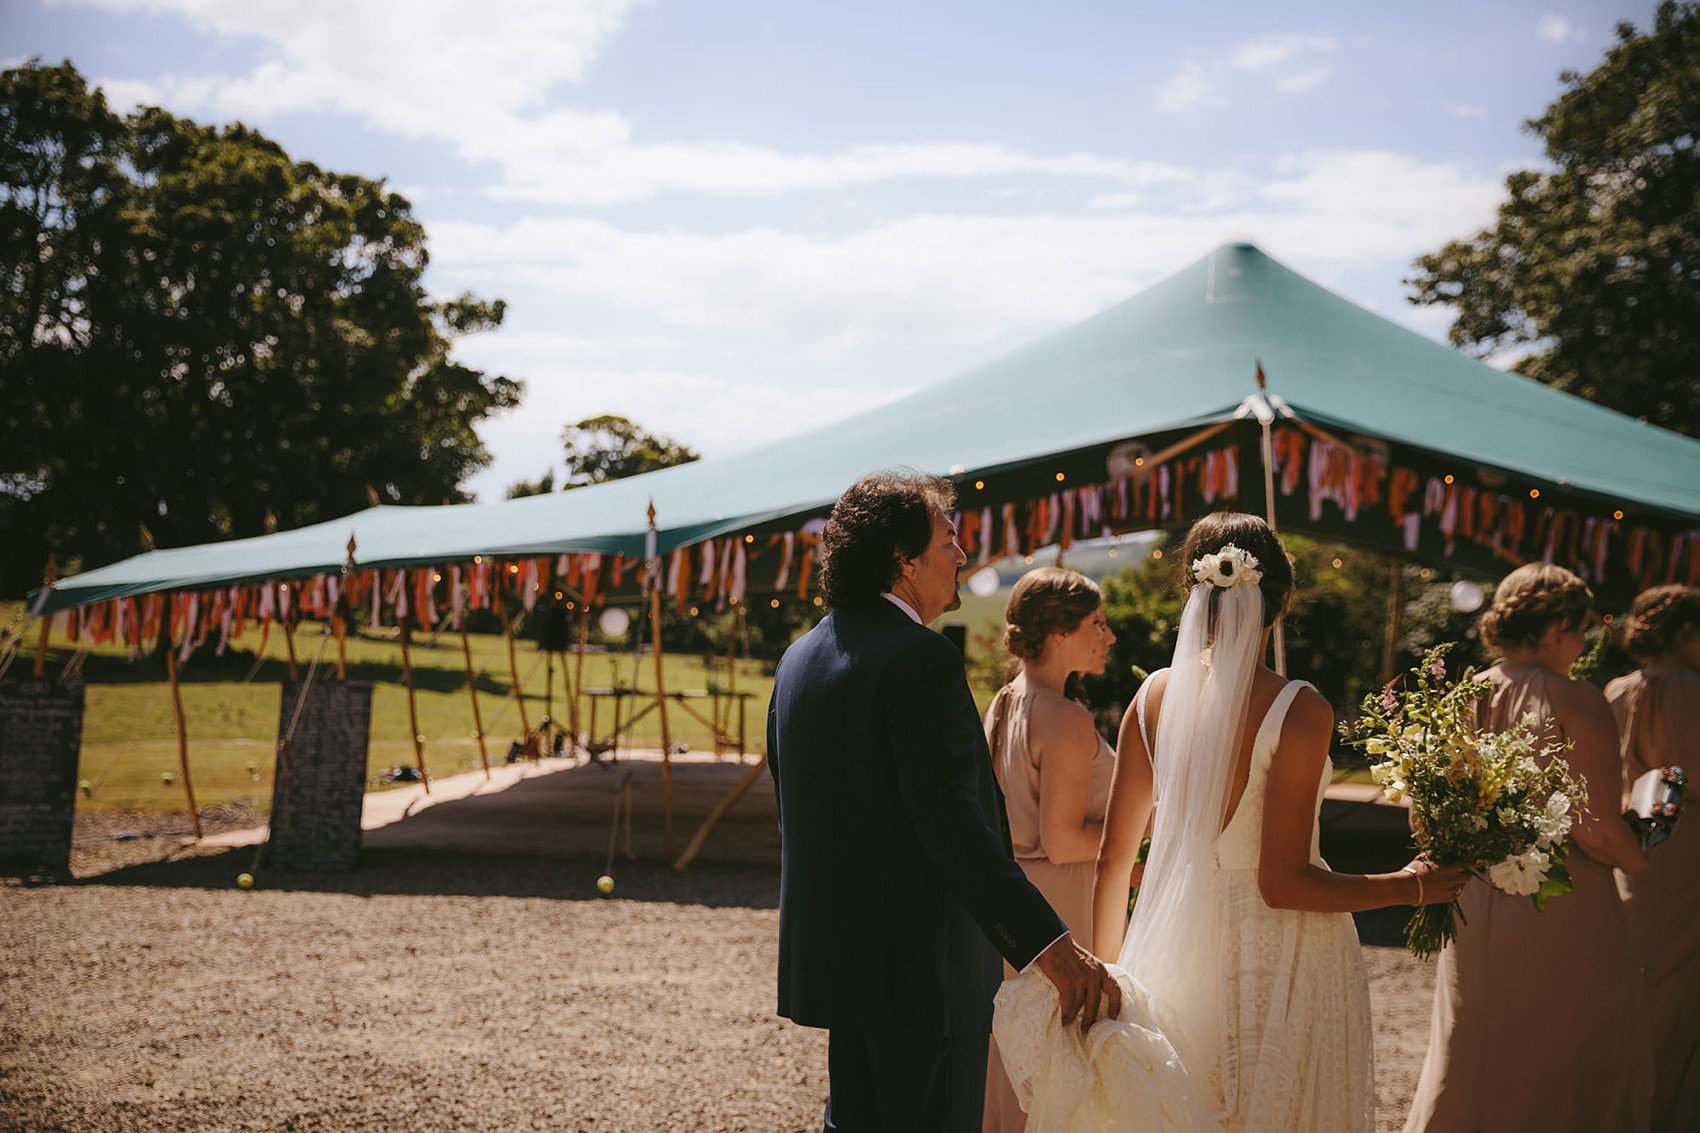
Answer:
994;512;1468;1132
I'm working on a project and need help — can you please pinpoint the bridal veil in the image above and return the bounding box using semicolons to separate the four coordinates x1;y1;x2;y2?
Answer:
1116;573;1265;1092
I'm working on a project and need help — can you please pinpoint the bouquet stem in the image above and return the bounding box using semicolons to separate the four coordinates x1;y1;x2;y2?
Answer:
1405;900;1461;959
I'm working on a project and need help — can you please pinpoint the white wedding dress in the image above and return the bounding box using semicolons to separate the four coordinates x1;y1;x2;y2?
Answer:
993;677;1374;1132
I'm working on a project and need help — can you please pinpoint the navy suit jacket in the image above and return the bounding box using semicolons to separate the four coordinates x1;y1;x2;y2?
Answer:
767;597;1066;1037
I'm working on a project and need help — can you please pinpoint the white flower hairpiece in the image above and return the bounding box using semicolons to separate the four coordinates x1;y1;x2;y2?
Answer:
1190;544;1263;590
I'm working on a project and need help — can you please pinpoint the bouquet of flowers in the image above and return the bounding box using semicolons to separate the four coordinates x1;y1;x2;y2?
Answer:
1353;643;1588;958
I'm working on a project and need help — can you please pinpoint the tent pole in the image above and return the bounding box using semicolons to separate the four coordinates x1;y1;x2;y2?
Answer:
646;503;674;859
1259;417;1287;676
674;754;768;872
277;582;300;683
495;587;530;736
164;595;204;839
398;618;431;793
461;617;490;779
569;610;588;755
31;556;56;677
1380;558;1403;686
332;535;355;682
557;640;575;755
652;579;674;860
331;608;347;682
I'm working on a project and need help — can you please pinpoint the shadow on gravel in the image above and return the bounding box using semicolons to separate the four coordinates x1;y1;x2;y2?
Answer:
52;795;1415;939
64;847;782;909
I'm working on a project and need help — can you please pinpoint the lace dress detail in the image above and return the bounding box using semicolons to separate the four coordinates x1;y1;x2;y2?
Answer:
991;679;1374;1132
1209;680;1373;1132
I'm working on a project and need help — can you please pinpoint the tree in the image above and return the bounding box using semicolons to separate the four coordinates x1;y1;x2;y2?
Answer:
559;414;699;488
1407;1;1700;438
506;470;556;498
0;60;521;593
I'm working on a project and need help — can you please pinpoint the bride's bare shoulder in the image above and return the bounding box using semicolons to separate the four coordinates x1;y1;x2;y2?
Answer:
1281;681;1335;740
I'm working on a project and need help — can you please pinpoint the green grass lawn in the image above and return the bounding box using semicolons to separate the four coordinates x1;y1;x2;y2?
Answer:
4;602;773;813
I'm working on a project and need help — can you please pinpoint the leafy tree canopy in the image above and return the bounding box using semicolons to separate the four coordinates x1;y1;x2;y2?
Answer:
0;59;521;593
559;414;699;489
1407;1;1700;438
506;470;556;499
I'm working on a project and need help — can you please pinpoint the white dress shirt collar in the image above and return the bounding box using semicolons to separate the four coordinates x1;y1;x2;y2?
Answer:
881;592;922;624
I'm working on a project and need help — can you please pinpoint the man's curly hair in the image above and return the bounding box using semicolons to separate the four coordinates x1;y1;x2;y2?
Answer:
819;469;956;608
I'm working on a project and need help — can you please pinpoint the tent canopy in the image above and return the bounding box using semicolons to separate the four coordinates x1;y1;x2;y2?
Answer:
40;242;1700;612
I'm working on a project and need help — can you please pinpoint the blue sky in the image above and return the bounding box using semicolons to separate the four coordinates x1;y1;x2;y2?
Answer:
3;0;1662;501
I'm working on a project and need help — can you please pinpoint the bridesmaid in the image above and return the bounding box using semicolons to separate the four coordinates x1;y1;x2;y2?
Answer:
1607;584;1700;1133
1405;563;1652;1133
981;568;1116;1133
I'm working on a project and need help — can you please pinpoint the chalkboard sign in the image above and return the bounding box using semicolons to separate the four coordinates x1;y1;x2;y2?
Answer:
266;680;373;871
0;679;86;874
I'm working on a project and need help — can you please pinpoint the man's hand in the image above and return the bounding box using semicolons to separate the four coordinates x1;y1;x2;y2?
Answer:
1032;934;1121;1028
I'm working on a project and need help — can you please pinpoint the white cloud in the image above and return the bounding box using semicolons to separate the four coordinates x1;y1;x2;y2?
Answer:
454;347;907;500
1443;102;1487;119
1273;67;1332;95
65;0;1199;207
1538;13;1574;43
428;150;1503;352
477;129;1202;206
1158;33;1336;115
61;0;636;124
1155;62;1225;114
1228;35;1337;73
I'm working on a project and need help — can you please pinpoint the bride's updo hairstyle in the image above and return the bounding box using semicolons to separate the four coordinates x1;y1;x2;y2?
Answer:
1478;563;1593;653
1179;511;1294;629
1004;568;1102;661
1615;583;1700;662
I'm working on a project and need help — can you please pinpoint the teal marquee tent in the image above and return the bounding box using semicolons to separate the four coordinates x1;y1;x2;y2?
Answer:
36;242;1700;614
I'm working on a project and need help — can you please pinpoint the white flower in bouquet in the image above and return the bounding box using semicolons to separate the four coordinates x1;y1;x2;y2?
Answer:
1533;793;1572;849
1487;847;1552;897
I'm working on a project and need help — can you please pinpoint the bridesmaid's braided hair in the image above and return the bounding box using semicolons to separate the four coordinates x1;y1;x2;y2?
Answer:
1616;584;1700;662
1479;563;1593;652
1003;568;1102;661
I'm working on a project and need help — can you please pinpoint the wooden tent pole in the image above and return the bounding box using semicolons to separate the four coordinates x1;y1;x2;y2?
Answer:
461;617;490;779
1379;558;1403;686
725;604;741;744
1259;416;1285;676
398;617;431;792
164;595;204;839
332;535;356;682
647;502;674;859
674;755;768;872
570;610;588;753
495;587;530;736
31;556;56;677
653;580;673;859
1251;362;1287;677
277;582;300;682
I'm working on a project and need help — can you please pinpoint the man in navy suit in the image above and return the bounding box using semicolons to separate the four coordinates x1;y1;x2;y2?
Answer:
768;469;1120;1131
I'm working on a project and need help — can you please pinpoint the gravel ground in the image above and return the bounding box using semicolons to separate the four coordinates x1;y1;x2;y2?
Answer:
1;812;1436;1132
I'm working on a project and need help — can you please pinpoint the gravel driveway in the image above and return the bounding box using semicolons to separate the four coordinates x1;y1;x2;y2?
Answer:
0;813;1435;1132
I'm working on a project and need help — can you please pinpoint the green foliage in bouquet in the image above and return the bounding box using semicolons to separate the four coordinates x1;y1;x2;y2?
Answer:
1353;643;1589;957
